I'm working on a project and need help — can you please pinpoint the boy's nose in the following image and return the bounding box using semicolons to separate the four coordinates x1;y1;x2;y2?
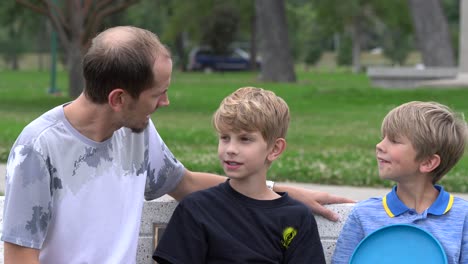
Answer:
226;143;238;155
376;139;385;153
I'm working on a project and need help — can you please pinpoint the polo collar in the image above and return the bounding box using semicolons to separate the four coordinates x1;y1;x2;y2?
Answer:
382;185;454;218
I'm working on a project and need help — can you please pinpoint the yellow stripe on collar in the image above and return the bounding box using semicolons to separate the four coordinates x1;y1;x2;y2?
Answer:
383;195;395;218
443;194;454;214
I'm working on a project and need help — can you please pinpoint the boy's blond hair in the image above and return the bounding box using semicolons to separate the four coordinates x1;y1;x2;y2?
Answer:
213;87;289;146
381;101;468;183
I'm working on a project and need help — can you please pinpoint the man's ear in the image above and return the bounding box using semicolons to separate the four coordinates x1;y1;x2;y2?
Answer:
108;89;126;111
420;154;441;173
267;138;286;162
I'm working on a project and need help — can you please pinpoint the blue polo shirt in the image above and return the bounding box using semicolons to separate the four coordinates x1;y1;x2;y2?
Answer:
331;185;468;264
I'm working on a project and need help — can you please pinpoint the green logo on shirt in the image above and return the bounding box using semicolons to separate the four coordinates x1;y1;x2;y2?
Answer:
281;226;297;249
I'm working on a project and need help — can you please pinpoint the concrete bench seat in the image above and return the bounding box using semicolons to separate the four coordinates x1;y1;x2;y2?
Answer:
0;196;353;264
367;66;458;88
138;196;353;264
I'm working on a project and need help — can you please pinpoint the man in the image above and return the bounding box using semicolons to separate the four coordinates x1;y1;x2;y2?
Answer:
2;26;352;263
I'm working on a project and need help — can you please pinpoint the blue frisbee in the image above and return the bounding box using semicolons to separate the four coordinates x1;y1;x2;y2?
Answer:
350;224;447;264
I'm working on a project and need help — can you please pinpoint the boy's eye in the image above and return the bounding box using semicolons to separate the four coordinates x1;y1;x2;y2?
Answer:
240;135;254;141
219;135;229;141
382;135;398;144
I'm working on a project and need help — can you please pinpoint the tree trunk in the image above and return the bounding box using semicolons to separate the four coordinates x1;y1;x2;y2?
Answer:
350;19;362;73
459;0;468;74
8;27;20;71
249;12;258;71
255;0;296;82
37;20;49;72
67;42;84;98
175;32;186;72
66;1;85;99
408;0;455;67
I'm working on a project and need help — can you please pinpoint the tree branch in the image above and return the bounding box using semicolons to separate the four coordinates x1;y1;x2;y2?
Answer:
82;0;94;18
41;0;71;52
42;0;70;33
96;0;114;11
83;0;139;46
15;0;48;15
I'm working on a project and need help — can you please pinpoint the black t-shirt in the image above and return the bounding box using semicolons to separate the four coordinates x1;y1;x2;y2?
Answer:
153;180;326;264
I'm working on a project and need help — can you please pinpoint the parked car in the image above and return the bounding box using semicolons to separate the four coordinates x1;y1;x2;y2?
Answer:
187;46;261;72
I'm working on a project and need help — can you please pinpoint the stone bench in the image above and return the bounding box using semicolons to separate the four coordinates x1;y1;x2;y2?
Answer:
367;66;458;88
0;196;353;264
137;196;353;264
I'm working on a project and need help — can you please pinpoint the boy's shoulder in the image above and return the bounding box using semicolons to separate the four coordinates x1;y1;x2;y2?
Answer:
452;196;468;211
354;196;383;208
285;194;314;211
180;183;224;204
348;196;385;217
273;194;318;221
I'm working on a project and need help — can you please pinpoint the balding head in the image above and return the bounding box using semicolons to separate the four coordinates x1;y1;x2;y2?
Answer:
83;26;171;103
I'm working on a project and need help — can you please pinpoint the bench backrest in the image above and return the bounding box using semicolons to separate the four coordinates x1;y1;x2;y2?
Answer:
0;196;354;264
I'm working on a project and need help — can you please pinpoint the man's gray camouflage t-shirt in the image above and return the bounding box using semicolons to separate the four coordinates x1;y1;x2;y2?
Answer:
1;104;185;264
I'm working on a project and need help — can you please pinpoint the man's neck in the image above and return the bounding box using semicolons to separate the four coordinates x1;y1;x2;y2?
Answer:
63;94;117;142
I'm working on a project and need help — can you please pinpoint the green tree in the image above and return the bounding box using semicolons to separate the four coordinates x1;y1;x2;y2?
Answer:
337;35;352;66
148;0;255;71
313;0;413;71
286;1;328;69
0;1;42;70
201;4;240;55
381;29;412;65
15;0;139;98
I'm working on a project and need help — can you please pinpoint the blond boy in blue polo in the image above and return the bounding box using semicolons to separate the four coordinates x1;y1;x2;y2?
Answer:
332;101;468;264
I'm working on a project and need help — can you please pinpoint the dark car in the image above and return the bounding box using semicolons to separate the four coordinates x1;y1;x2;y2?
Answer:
187;46;260;72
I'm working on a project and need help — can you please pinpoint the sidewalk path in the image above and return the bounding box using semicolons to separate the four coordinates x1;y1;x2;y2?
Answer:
281;181;468;201
0;163;467;200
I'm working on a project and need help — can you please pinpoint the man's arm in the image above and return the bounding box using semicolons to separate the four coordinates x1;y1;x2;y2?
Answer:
4;242;40;264
168;169;226;201
169;169;354;221
274;184;355;221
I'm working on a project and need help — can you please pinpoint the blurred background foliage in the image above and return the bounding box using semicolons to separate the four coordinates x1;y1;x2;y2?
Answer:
0;0;460;72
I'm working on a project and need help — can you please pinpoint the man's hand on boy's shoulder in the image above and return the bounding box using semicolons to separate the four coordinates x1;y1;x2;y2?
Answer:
275;184;355;222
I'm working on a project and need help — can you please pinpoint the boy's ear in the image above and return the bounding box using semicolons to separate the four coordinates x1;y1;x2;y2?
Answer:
267;138;286;162
419;154;441;173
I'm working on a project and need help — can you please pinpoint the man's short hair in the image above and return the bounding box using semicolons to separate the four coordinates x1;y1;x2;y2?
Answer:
83;26;171;103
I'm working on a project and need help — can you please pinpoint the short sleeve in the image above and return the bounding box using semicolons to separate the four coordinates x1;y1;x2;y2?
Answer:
1;145;52;249
144;121;185;200
153;198;207;264
284;213;326;263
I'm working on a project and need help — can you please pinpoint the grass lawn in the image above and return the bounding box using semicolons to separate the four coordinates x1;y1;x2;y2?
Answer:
0;69;467;193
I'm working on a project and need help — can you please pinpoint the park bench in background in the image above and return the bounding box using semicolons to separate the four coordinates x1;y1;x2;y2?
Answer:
367;66;458;88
